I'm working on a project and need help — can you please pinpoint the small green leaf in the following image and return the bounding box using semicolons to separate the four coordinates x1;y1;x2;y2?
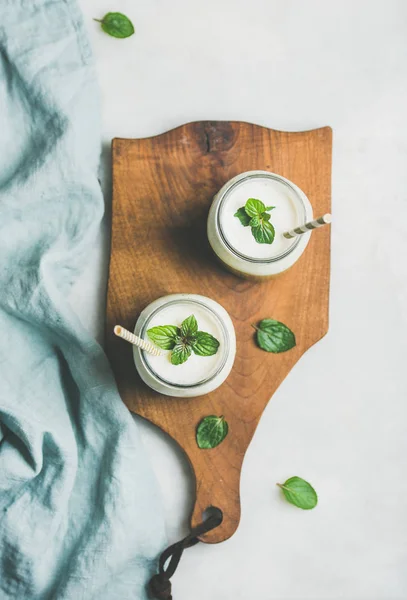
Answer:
249;216;261;228
235;201;277;245
254;319;296;353
196;415;228;449
171;341;192;365
234;207;251;227
251;220;275;244
147;325;180;350
96;12;135;39
181;314;198;338
277;477;318;510
192;331;220;356
245;198;266;217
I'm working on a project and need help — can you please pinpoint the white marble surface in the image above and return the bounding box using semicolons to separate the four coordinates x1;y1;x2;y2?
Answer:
71;1;407;598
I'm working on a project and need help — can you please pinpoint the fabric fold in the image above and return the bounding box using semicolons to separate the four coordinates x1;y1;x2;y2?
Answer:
0;1;165;598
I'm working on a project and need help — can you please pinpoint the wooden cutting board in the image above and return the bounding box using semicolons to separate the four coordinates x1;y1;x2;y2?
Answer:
106;121;332;544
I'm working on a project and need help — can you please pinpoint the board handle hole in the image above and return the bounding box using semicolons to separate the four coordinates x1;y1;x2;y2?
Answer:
202;506;223;526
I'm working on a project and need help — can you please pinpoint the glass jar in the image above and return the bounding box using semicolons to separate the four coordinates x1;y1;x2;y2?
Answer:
207;170;313;279
133;294;236;398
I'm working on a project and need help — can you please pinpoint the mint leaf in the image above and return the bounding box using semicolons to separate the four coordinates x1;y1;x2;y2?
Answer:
235;201;276;246
196;416;228;449
234;207;251;227
251;220;275;244
245;198;266;217
171;341;192;365
147;325;180;350
149;317;220;365
95;12;135;38
277;477;318;510
192;331;220;356
249;216;261;228
254;319;296;353
181;314;198;338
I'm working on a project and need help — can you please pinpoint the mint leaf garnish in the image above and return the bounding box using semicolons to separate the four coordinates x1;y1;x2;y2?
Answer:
148;315;220;365
181;314;198;338
251;220;275;244
277;477;318;510
94;12;135;38
245;198;266;217
249;216;261;228
234;199;276;245
146;325;180;350
192;331;220;356
253;319;296;353
171;341;192;365
234;207;251;227
196;415;228;449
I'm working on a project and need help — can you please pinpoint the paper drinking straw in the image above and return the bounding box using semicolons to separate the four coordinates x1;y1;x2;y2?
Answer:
283;213;332;239
114;325;162;356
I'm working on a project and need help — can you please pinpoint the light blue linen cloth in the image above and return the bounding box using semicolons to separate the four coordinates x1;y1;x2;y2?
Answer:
0;1;165;598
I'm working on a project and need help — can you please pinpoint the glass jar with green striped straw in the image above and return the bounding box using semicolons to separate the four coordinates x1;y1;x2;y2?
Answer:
207;170;318;280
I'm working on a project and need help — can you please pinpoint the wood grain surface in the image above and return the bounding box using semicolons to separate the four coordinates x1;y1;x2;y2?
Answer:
106;121;332;543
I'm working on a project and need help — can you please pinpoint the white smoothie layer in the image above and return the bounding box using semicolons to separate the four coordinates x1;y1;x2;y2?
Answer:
143;301;226;386
219;175;301;259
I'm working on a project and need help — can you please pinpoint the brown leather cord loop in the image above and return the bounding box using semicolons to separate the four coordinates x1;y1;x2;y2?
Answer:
148;512;222;599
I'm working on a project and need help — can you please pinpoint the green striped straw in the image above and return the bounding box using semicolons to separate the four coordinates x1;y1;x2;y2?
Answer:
283;213;332;239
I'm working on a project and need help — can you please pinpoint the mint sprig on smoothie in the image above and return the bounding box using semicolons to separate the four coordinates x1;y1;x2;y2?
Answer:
147;314;220;366
234;198;275;244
